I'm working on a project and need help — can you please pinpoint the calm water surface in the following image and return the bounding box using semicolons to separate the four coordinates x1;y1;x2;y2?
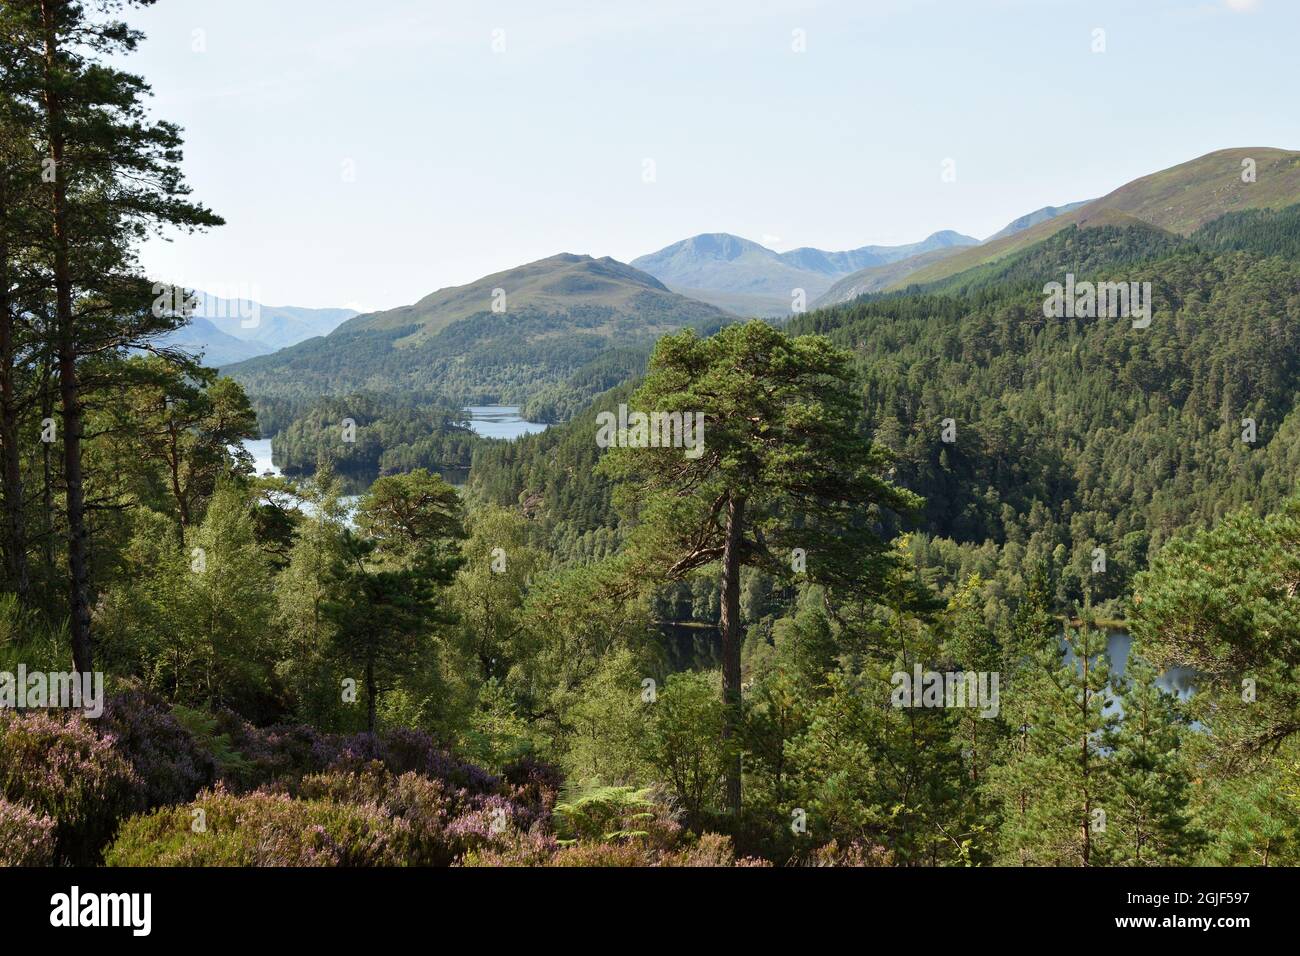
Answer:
462;405;549;440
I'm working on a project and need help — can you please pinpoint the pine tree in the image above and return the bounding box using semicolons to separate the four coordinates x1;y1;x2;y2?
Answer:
944;574;1003;789
325;533;455;733
183;480;274;710
274;470;348;724
1;0;221;671
989;617;1118;865
115;358;258;539
0;62;43;601
985;563;1056;862
328;474;463;732
1102;653;1202;864
789;660;971;864
599;320;919;811
354;467;463;559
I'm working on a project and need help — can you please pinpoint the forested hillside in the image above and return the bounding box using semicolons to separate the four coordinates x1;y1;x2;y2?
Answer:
473;209;1300;622
5;0;1300;877
266;394;478;488
224;254;733;404
448;197;1300;865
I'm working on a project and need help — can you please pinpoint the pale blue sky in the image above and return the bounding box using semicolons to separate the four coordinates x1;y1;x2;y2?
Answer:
125;0;1296;312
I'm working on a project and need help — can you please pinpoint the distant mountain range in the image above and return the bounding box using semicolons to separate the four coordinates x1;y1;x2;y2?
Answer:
633;203;1117;316
222;146;1300;414
160;317;276;366
983;201;1092;243
813;203;1098;306
630;230;979;317
873;147;1300;293
223;254;731;401
157;293;358;366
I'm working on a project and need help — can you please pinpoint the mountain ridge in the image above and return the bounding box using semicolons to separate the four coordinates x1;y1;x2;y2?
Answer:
157;317;276;367
631;230;979;317
335;253;679;348
156;294;359;366
813;201;1090;307
889;147;1300;291
223;254;732;402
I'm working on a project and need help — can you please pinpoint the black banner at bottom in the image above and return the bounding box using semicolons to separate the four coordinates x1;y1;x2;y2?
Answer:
0;865;1277;942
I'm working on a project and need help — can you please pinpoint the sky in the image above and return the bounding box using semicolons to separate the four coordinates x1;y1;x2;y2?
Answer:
122;0;1298;313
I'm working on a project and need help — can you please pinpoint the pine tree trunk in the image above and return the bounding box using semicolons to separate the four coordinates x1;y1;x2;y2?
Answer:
366;655;377;734
41;0;93;674
166;415;189;539
719;492;746;813
39;359;55;577
0;334;29;601
1081;648;1091;866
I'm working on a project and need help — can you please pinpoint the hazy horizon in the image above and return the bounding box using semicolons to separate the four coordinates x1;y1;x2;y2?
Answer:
123;0;1298;312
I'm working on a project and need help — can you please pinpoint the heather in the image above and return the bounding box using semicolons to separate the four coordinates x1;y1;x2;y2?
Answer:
0;699;761;868
0;798;56;866
289;762;552;865
99;683;217;807
0;710;142;864
101;728;753;867
104;787;409;867
186;712;504;801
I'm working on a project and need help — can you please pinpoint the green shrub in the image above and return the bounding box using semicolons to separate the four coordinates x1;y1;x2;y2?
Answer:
0;594;66;674
553;785;661;843
640;671;731;823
